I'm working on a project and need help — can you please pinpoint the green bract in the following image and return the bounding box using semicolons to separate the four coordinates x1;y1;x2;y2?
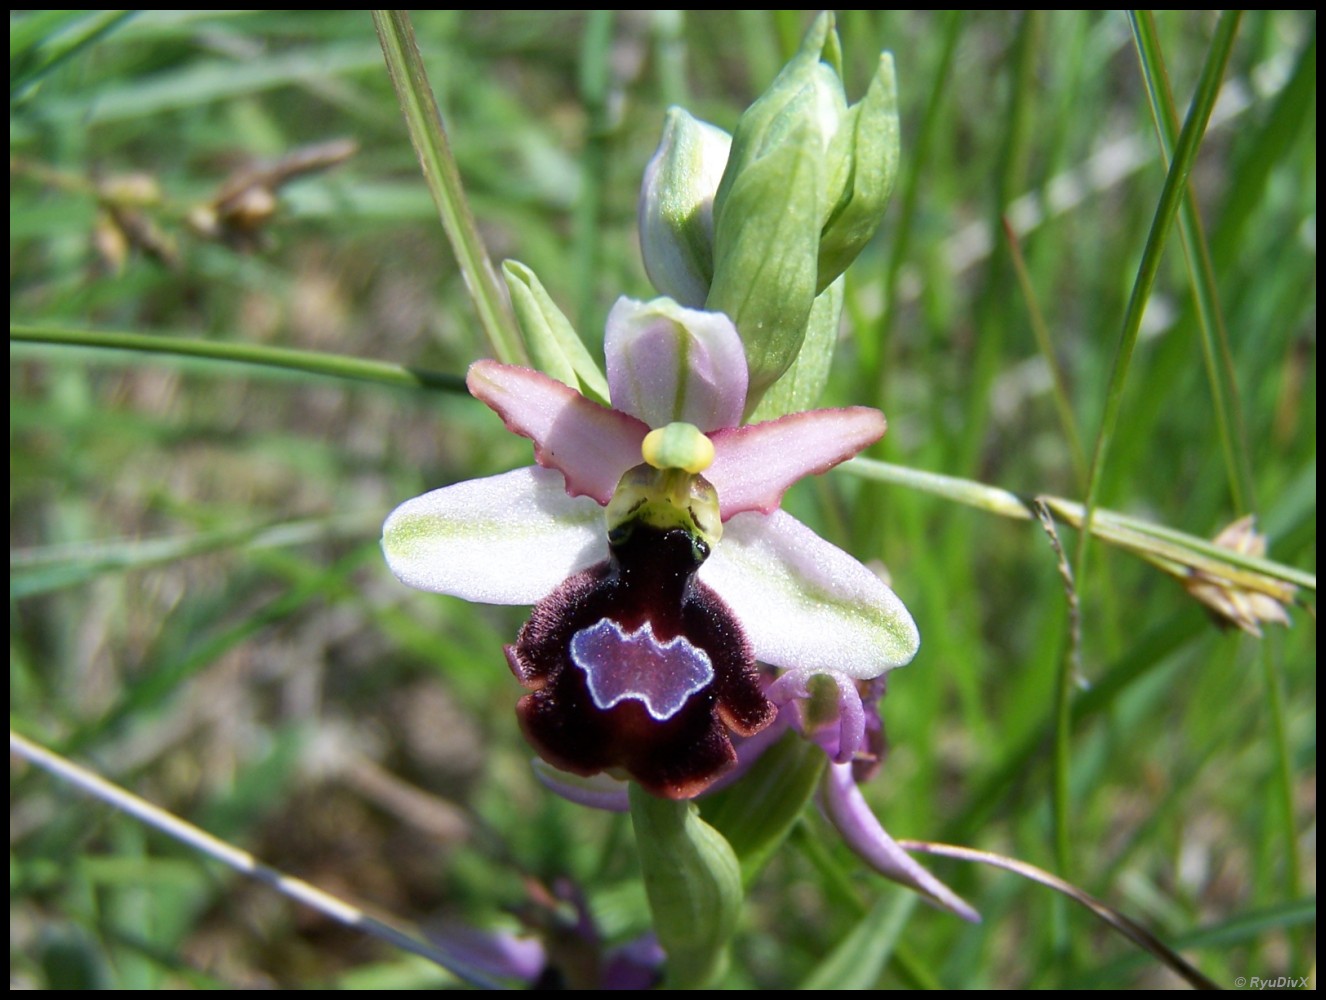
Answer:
503;259;610;404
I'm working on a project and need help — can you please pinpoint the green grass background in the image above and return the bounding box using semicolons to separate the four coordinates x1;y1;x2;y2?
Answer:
10;10;1315;989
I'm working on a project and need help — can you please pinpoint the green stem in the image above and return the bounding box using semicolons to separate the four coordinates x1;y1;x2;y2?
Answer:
1002;217;1088;489
872;9;960;394
572;10;614;334
1076;8;1243;599
650;10;688;109
1261;640;1303;903
11;10;136;99
14;319;1310;602
1130;10;1255;514
10;323;466;394
371;10;527;365
629;785;743;990
1065;5;1241;891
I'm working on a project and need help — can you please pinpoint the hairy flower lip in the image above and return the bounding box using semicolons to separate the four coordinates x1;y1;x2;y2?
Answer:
527;679;979;922
507;522;775;800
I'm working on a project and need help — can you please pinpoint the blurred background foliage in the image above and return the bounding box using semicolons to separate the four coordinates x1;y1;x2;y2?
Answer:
10;10;1315;989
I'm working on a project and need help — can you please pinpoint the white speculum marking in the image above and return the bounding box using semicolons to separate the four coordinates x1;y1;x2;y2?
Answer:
569;618;714;721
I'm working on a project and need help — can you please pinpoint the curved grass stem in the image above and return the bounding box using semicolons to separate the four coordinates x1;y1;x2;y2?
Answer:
11;323;466;393
372;9;527;366
9;730;504;990
842;457;1313;595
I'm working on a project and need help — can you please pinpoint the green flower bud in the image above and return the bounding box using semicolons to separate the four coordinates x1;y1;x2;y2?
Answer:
712;14;849;223
638;108;732;308
707;111;822;410
696;12;900;411
744;274;843;424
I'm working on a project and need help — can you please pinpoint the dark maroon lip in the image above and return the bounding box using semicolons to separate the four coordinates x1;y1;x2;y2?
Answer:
506;523;775;800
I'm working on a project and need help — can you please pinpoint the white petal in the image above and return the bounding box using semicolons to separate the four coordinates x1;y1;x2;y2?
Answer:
698;509;919;677
382;466;608;605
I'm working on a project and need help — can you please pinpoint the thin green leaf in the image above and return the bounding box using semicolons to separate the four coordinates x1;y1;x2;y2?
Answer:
37;42;384;122
502;259;609;404
11;323;466;393
11;512;377;600
11;11;136;101
9;731;500;989
840;458;1315;592
1133;16;1299;911
372;9;526;366
897;840;1220;990
571;10;614;333
800;893;916;990
1076;8;1243;584
1130;11;1255;513
1067;7;1243;888
1002;217;1088;488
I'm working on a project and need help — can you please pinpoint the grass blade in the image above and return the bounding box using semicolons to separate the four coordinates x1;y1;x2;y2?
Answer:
1130;11;1255;513
10;731;506;990
898;840;1220;990
372;9;526;366
11;323;466;393
1065;6;1243;887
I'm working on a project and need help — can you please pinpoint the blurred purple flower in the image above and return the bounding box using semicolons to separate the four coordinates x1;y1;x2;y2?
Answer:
430;879;665;990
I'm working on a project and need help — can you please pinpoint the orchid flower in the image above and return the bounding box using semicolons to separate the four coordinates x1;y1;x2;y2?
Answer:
383;296;919;801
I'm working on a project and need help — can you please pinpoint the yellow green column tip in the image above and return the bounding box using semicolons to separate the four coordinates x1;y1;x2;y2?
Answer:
641;422;715;474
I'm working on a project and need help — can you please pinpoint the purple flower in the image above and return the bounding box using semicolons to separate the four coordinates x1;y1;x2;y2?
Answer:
382;297;918;799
